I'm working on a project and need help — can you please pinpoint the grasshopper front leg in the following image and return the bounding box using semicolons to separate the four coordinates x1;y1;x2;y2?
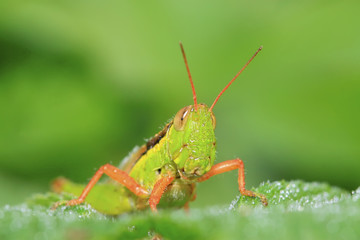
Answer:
149;174;176;212
197;158;268;206
53;164;149;209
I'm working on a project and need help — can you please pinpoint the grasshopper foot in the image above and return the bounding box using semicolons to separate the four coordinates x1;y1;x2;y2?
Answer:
258;194;268;206
66;198;84;206
240;189;268;206
51;198;84;210
51;200;67;210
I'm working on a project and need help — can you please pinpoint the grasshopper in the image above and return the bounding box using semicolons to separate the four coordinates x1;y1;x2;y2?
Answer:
52;43;268;215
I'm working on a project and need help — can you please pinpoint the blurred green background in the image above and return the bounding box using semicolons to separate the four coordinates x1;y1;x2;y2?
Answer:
0;0;359;208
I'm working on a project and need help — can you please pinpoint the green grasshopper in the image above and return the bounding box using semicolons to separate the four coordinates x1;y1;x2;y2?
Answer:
52;43;268;215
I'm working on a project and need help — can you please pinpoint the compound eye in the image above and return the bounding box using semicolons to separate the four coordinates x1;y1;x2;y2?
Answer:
210;111;216;129
174;105;192;131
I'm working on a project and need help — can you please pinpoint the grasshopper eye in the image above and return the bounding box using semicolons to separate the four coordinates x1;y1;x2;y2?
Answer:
174;105;192;131
210;111;216;129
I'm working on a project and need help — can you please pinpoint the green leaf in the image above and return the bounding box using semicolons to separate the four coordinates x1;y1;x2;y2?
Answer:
1;180;359;240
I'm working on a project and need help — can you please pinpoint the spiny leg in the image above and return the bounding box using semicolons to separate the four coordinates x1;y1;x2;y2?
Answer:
197;158;268;206
149;174;175;212
53;163;149;209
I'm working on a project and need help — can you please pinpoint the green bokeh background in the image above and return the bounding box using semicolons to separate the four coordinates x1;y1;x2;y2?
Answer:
0;0;359;208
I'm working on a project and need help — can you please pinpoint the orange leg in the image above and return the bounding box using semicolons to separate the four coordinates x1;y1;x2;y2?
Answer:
184;184;196;213
197;158;268;206
54;163;149;208
149;175;175;212
184;202;190;213
184;193;196;212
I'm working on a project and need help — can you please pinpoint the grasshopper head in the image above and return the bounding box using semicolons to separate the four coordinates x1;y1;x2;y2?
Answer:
170;104;216;179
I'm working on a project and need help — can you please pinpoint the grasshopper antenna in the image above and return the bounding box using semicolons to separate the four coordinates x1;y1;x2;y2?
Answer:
209;46;263;112
180;41;198;111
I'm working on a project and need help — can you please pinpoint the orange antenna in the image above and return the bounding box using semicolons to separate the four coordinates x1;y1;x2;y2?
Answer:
209;46;263;112
180;42;198;111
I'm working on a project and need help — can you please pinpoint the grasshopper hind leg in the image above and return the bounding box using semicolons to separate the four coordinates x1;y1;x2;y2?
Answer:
52;164;149;211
